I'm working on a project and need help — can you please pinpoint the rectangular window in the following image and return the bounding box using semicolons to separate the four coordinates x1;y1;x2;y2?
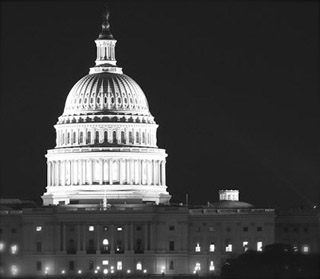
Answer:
225;244;232;252
209;243;215;252
209;260;215;271
89;261;94;270
11;228;17;233
169;260;174;270
257;241;263;251
36;226;42;232
102;260;109;265
169;225;175;231
117;227;123;231
209;226;214;232
257;226;262;232
88;226;94;232
117;261;122;270
195;242;201;252
169;241;174;251
243;227;248;232
36;261;42;271
226;227;231;232
302;245;309;253
243;241;248;251
36;241;42;252
136;226;142;231
69;261;74;271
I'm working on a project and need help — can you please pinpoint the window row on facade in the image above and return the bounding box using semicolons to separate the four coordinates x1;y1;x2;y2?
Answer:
47;158;166;187
56;126;156;147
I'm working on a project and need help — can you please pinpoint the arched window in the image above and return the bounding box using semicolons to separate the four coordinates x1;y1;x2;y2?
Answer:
104;131;108;143
61;133;64;145
136;261;142;270
95;131;99;144
73;132;76;144
67;132;70;144
113;131;117;143
79;132;83;144
87;131;91;144
142;132;145;144
101;238;110;254
136;132;140;144
121;131;125;143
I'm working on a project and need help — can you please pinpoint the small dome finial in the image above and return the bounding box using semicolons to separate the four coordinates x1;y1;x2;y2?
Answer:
98;6;114;40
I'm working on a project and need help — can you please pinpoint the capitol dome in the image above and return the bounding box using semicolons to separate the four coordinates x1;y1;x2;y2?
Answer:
63;72;151;117
42;10;171;206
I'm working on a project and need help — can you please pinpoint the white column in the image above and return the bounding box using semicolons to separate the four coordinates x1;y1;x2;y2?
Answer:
161;161;166;186
152;160;156;185
140;160;144;185
80;159;84;185
126;159;130;184
89;159;93;184
100;159;104;185
47;161;50;186
119;159;123;184
109;159;113;185
70;160;74;185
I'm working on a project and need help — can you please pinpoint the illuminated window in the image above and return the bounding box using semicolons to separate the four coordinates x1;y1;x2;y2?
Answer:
195;242;201;252
195;262;201;271
103;226;108;231
243;241;249;251
36;226;42;232
136;261;142;270
225;244;232;252
89;226;94;231
102;260;109;265
117;261;122;270
293;245;298;252
117;227;123;231
11;265;18;276
209;242;215;252
0;242;5;252
257;241;263;252
102;239;109;245
209;260;215;271
302;245;310;253
11;244;18;254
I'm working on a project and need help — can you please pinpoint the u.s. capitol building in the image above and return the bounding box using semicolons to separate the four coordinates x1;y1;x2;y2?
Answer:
2;9;316;278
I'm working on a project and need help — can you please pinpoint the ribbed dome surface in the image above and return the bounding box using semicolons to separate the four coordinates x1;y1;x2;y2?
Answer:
63;72;150;116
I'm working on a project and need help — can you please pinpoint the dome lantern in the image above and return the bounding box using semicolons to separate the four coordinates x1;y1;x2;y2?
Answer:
90;9;122;74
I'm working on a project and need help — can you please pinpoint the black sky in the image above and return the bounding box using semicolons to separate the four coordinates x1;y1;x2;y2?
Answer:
1;1;319;208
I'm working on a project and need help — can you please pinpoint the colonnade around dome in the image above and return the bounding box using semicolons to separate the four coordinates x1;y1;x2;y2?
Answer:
46;156;166;188
55;123;158;148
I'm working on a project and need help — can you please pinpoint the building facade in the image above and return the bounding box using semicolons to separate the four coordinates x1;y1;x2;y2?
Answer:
2;9;318;278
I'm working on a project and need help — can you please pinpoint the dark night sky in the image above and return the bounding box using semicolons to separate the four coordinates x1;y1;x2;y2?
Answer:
1;1;319;208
